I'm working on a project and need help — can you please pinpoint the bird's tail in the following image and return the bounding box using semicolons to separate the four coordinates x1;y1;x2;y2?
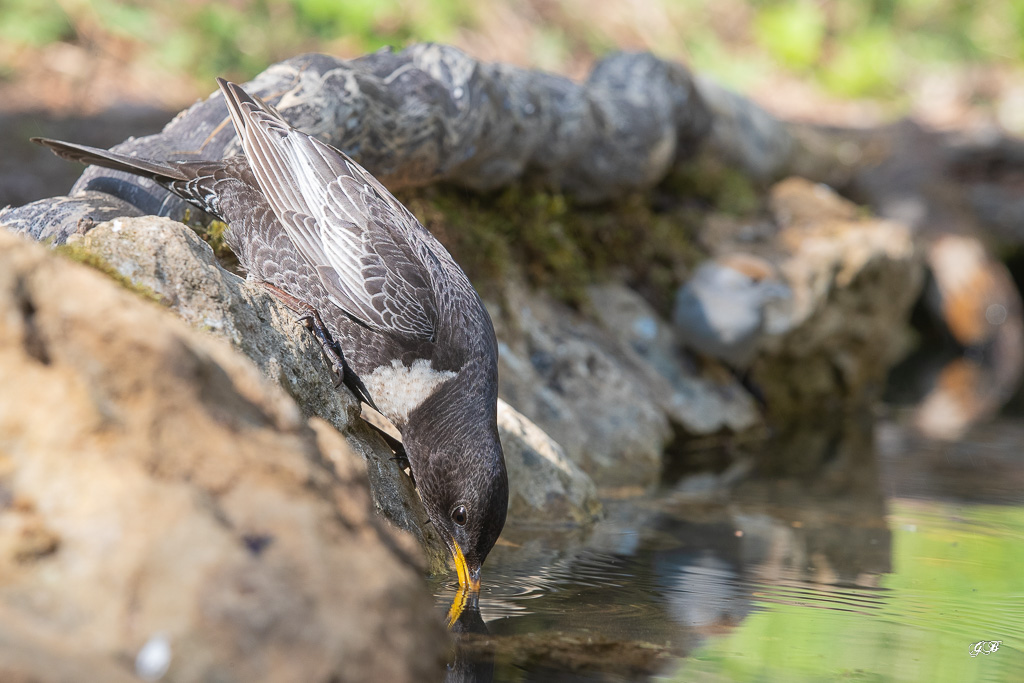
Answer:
31;137;189;184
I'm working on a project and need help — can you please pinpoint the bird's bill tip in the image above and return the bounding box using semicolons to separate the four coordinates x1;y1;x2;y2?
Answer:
452;541;481;593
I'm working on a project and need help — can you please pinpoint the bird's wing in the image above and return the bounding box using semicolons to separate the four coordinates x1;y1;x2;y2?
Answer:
219;79;437;341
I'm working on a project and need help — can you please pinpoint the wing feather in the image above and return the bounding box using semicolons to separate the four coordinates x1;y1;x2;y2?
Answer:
218;78;437;340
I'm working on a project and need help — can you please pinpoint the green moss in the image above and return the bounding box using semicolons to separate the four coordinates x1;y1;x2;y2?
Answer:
399;181;708;313
666;152;762;217
198;219;232;258
181;209;239;272
54;243;164;305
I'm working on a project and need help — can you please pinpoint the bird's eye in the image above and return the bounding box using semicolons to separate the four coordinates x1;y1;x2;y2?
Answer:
451;505;468;527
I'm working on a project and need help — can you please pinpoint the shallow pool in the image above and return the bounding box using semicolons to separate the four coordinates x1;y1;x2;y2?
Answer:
435;415;1024;682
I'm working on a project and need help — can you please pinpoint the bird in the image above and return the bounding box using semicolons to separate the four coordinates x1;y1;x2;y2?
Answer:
33;78;508;593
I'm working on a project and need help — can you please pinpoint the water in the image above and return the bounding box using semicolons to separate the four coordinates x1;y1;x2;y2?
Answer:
434;415;1024;682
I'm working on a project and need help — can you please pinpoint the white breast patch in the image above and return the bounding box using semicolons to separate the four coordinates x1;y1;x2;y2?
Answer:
362;358;456;425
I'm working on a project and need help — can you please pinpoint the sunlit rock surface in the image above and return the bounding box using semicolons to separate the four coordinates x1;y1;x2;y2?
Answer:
497;399;602;525
0;230;447;682
692;177;925;419
71;216;447;570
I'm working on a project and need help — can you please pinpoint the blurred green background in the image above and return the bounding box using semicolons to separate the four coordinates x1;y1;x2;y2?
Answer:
2;0;1023;130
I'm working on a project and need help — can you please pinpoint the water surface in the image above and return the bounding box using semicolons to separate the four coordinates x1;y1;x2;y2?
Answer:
436;416;1024;682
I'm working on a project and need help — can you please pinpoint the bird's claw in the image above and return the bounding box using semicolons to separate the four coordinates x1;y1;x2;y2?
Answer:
392;451;412;471
260;282;347;386
293;306;346;386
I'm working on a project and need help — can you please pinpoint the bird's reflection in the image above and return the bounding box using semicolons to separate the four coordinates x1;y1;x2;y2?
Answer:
445;589;494;683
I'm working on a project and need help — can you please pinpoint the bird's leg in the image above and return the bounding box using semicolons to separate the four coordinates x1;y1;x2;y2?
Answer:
298;308;347;388
261;282;345;387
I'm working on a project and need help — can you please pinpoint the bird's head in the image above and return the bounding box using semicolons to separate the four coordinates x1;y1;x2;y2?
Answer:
404;409;508;593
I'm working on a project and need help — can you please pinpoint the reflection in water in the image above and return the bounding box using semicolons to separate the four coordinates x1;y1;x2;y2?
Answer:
660;553;746;629
437;417;1024;682
446;593;494;683
446;587;472;628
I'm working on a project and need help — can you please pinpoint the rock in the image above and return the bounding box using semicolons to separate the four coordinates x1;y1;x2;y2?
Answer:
670;255;792;369
0;229;447;682
497;399;602;525
689;177;924;418
493;281;763;486
912;234;1024;440
758;178;924;416
453;631;673;679
694;75;794;184
494;285;671;487
65;216;447;570
587;283;761;435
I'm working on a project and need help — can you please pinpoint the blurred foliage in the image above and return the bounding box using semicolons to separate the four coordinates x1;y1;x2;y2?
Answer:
1;0;1022;101
0;0;70;46
0;0;470;84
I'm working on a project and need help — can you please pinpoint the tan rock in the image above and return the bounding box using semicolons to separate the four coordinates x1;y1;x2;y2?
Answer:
679;177;923;418
913;236;1022;440
69;216;446;570
0;229;446;682
759;178;923;415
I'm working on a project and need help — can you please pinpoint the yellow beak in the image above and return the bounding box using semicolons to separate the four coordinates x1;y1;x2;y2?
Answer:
445;541;480;629
452;541;481;592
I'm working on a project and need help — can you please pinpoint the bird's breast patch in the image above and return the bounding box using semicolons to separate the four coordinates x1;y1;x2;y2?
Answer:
363;358;456;425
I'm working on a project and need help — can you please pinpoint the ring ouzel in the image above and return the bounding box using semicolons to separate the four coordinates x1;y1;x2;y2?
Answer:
33;78;508;592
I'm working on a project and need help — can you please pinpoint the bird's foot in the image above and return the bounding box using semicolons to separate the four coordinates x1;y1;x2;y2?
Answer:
296;308;346;387
380;432;414;483
260;281;347;386
392;449;412;474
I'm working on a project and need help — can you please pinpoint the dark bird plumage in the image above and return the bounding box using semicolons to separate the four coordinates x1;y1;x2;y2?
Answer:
33;79;507;591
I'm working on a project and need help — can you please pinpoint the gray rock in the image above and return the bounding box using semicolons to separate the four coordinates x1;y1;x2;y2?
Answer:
497;399;602;525
495;285;671;487
587;283;761;435
694;75;794;183
671;257;792;370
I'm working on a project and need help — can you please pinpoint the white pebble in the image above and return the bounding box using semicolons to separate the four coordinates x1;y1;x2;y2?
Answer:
135;633;171;681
